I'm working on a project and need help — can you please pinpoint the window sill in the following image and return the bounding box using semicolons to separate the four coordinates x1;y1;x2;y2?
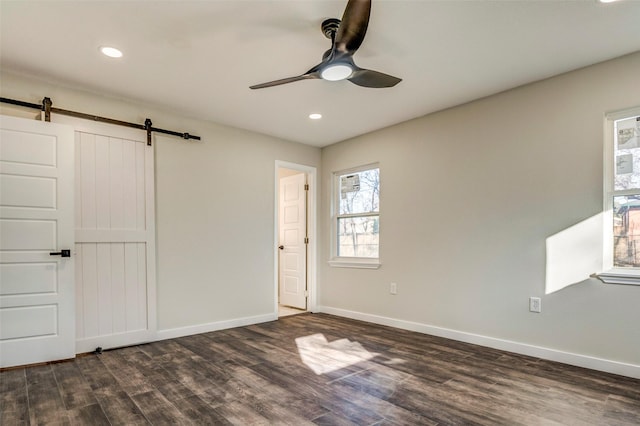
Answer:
594;270;640;286
328;259;381;269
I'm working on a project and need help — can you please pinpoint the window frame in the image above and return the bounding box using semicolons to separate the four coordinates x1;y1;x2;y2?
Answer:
599;106;640;285
329;163;381;269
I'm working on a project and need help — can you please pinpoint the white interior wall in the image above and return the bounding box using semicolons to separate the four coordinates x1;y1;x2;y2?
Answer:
0;71;321;334
319;52;640;372
2;51;639;375
278;168;304;179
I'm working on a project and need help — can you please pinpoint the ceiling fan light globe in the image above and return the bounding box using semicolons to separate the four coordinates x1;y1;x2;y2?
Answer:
321;64;353;81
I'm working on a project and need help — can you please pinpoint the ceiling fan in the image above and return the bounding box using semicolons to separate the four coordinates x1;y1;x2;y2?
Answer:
250;0;401;90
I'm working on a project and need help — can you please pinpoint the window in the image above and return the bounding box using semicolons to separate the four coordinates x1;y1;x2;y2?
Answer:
330;164;380;269
600;107;640;285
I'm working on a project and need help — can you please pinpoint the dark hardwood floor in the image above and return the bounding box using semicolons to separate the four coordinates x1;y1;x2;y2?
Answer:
2;313;639;425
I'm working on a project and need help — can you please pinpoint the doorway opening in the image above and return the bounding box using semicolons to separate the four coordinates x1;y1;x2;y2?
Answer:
275;161;317;318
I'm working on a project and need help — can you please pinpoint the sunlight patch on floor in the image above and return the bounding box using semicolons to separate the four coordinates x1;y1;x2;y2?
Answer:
295;333;378;375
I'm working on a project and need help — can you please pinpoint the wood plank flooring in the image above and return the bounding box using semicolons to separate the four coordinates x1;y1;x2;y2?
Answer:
1;313;639;425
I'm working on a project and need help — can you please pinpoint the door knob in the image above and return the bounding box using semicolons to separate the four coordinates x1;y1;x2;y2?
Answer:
50;249;71;258
278;245;284;250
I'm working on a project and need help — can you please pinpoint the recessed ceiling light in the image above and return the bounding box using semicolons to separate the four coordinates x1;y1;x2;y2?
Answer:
100;46;123;58
599;0;621;3
309;113;322;120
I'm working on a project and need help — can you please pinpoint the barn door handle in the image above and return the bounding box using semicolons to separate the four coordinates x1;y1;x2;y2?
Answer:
50;249;71;258
278;245;284;250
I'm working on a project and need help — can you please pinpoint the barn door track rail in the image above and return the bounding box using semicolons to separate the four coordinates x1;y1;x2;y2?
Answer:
0;96;201;146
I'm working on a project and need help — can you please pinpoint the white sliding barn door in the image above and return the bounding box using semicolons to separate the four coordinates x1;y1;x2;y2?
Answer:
55;117;156;353
0;115;75;368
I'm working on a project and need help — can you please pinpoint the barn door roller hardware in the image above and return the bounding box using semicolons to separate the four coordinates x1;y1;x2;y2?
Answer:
0;96;201;146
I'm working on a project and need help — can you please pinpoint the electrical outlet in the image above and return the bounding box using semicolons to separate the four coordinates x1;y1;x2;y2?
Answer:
529;297;541;313
390;282;397;295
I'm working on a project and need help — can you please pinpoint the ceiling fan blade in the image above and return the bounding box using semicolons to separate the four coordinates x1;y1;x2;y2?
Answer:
250;73;318;90
334;0;371;54
348;68;402;88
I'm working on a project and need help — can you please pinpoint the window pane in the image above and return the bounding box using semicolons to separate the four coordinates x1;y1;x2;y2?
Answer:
337;216;379;258
614;116;640;191
613;195;640;267
339;168;379;215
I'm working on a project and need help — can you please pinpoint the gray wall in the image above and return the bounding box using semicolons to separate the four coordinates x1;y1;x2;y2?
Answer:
0;71;321;331
2;51;639;372
319;52;640;367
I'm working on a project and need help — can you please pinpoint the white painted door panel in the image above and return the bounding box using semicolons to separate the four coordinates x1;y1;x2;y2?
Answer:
54;117;156;353
0;115;75;368
279;173;307;309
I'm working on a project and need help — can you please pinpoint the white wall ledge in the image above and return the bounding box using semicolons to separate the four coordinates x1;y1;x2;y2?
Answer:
328;259;381;269
594;272;640;286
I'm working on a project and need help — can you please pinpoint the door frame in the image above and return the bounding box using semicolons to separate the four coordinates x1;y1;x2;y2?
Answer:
274;161;317;315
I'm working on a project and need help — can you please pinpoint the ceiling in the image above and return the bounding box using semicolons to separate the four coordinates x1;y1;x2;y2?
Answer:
1;1;639;147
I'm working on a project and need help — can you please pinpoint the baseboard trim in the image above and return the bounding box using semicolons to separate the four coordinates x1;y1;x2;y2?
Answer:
156;313;277;341
317;306;640;379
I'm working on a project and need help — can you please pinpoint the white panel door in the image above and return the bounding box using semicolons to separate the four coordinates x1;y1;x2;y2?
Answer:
54;117;156;353
279;173;307;309
0;115;75;368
